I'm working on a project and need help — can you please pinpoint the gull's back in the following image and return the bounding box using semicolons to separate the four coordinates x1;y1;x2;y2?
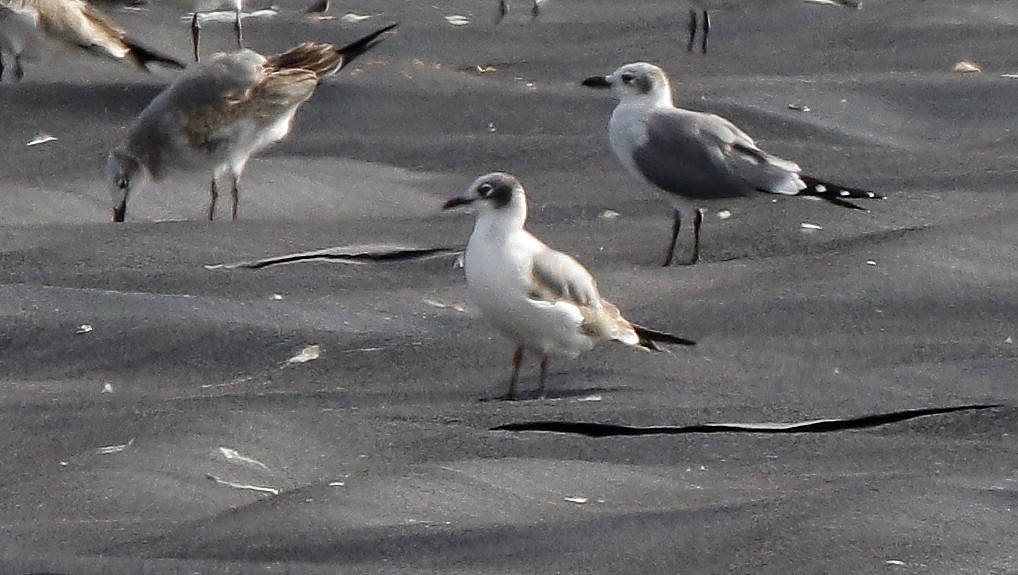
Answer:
124;49;268;175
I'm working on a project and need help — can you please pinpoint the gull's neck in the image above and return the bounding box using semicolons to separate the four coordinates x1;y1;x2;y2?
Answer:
470;202;528;245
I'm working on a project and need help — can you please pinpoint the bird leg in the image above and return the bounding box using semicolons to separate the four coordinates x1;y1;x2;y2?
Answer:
686;9;697;53
663;208;682;266
234;8;243;49
14;54;24;81
485;345;524;401
191;12;201;62
701;10;710;54
208;178;218;220
537;355;549;398
690;208;703;265
229;174;240;220
494;0;507;25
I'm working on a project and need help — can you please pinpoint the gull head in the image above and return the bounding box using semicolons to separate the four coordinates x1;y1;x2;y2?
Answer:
443;172;525;213
582;62;673;105
105;150;149;223
442;172;528;229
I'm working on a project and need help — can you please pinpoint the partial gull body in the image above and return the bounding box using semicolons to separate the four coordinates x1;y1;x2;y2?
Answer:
105;22;397;223
167;0;243;62
582;62;882;266
0;0;183;81
443;172;696;401
686;0;860;54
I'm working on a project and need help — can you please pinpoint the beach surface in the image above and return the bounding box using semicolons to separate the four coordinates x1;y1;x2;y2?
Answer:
1;1;1016;573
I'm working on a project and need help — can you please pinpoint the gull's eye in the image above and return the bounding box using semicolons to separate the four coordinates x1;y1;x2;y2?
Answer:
620;73;635;84
477;183;493;197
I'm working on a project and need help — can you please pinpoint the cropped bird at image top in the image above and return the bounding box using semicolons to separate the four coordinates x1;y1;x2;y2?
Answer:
0;0;183;81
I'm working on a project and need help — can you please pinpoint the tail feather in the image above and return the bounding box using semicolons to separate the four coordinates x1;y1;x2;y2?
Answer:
797;174;883;211
332;22;398;74
268;23;397;79
123;38;185;71
634;324;696;351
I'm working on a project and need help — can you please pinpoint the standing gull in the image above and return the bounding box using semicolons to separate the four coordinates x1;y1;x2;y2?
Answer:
0;0;183;81
582;62;881;266
685;0;860;54
105;23;397;223
443;172;696;401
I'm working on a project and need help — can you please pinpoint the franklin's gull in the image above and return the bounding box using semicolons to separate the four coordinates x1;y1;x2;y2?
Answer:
443;172;696;401
583;62;881;265
105;23;397;222
0;0;183;81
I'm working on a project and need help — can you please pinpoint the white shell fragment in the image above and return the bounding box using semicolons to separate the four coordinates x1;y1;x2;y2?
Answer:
207;474;280;495
952;61;981;73
27;133;58;146
270;294;284;300
800;222;823;230
599;209;620;220
285;344;322;365
75;324;93;334
423;299;466;312
219;447;269;470
329;481;346;487
564;496;589;504
787;102;810;112
339;12;373;22
444;15;470;26
96;438;134;455
101;383;113;394
717;210;732;220
866;260;877;266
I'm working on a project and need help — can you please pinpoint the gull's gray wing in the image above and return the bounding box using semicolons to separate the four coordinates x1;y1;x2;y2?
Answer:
528;248;601;307
633;108;804;200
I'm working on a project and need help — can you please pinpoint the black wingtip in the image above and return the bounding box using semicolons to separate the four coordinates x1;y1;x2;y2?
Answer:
634;324;696;350
798;175;883;210
124;38;186;71
334;23;398;71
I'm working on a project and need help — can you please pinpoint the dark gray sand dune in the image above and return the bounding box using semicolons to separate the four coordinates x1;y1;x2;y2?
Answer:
1;1;1016;573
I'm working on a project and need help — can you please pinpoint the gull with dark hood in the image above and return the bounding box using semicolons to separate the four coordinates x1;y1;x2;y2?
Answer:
443;172;695;401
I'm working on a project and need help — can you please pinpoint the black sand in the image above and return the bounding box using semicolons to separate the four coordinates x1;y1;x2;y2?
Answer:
1;1;1016;573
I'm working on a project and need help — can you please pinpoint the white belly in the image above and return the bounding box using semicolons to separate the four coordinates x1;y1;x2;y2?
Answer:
464;231;595;358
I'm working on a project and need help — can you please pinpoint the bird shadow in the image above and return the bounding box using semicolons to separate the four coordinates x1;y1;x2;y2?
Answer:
481;385;630;402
